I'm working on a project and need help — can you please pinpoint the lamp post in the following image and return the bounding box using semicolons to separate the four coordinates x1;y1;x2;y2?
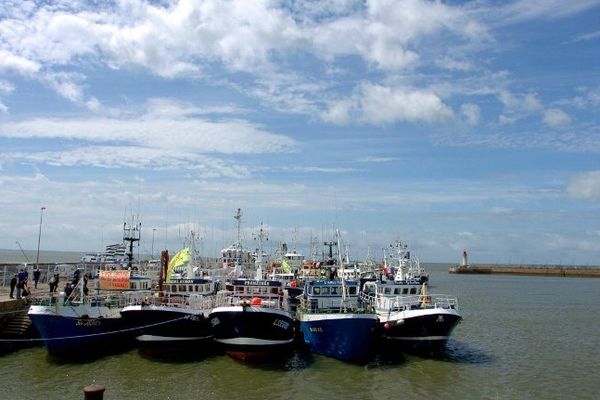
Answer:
151;228;156;260
35;206;46;271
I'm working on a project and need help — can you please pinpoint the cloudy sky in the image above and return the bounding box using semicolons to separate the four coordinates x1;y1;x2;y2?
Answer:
1;0;600;264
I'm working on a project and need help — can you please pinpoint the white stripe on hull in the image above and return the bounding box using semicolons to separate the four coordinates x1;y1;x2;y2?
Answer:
137;334;212;342
383;335;450;341
215;337;293;346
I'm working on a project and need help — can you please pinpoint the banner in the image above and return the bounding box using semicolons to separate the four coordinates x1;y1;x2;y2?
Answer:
98;270;131;290
167;247;191;279
281;259;292;273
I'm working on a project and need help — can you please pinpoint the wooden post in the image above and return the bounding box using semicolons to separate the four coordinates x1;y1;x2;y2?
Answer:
83;385;105;400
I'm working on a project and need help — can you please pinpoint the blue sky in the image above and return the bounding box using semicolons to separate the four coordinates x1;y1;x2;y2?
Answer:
1;0;600;264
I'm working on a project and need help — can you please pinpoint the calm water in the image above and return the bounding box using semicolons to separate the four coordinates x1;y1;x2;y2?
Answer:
1;263;599;399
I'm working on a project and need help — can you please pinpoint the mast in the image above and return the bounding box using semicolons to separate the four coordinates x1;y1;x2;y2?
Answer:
253;222;268;270
123;216;141;269
335;229;347;311
234;208;242;249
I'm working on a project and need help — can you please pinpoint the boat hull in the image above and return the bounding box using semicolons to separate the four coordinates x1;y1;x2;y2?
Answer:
378;308;462;352
209;305;294;361
120;305;214;357
28;305;140;358
299;313;379;361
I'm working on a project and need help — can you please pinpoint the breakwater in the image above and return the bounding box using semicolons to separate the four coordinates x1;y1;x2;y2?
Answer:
449;264;600;277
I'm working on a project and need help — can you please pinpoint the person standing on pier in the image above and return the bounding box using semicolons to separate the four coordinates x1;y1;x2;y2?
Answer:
49;273;59;294
16;269;26;299
33;267;41;289
9;274;17;299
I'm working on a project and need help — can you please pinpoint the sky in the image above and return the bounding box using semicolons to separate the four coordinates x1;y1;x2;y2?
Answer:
1;0;600;265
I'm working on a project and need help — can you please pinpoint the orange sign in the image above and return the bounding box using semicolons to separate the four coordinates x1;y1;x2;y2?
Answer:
98;270;131;290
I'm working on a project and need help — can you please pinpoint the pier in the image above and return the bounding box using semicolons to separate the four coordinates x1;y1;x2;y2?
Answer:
449;264;600;278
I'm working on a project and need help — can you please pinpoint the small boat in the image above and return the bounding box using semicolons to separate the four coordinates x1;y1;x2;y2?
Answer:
296;232;379;362
209;278;295;361
362;277;462;353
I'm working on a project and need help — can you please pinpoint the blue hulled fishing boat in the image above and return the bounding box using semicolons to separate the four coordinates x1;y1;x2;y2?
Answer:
28;269;151;358
297;232;378;361
297;279;378;361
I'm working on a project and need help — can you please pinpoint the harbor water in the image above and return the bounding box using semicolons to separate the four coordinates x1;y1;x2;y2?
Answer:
1;262;599;399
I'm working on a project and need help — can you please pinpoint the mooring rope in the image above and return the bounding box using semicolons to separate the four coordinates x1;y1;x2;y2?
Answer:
0;315;190;343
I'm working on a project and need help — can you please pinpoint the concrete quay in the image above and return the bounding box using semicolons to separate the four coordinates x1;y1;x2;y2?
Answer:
449;264;600;278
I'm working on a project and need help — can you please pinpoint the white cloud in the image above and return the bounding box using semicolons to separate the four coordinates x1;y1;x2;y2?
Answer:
0;99;297;155
0;50;40;75
498;90;542;113
494;0;600;25
436;56;473;72
0;101;7;114
0;80;15;93
567;171;600;200
570;29;600;43
0;0;489;116
357;156;397;163
324;83;454;125
543;108;571;127
461;103;480;126
3;146;250;178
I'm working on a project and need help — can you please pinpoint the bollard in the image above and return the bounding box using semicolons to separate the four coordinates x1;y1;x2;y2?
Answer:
83;384;105;400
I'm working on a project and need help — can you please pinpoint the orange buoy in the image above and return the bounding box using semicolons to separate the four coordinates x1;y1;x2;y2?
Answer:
250;297;262;306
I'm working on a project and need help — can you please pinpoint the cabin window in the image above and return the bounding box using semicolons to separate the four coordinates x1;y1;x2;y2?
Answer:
384;288;391;295
349;287;357;295
180;285;187;292
270;287;278;294
394;288;400;295
189;285;193;292
402;288;409;294
410;288;417;295
235;286;244;293
313;287;321;295
331;287;338;295
321;287;330;295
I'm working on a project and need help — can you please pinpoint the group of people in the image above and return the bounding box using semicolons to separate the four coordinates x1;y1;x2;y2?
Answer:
8;267;91;302
9;267;41;299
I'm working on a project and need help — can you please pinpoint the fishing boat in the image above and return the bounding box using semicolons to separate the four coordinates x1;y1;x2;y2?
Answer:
119;285;215;357
28;269;151;358
120;249;217;357
209;278;294;361
28;219;153;358
386;240;429;283
220;208;254;273
296;232;379;361
362;276;462;353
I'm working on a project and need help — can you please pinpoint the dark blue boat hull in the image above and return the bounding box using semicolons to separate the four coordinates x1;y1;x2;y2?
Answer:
209;306;294;360
120;306;214;356
28;313;140;358
299;313;378;361
380;311;462;353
